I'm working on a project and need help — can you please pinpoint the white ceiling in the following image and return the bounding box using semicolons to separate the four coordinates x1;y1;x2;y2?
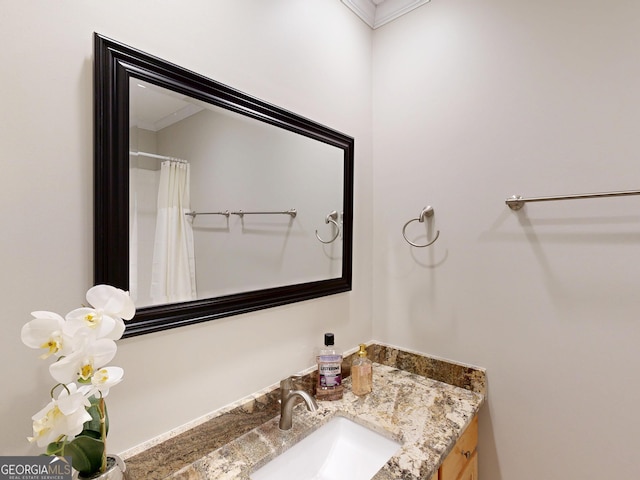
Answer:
130;80;203;132
340;0;431;29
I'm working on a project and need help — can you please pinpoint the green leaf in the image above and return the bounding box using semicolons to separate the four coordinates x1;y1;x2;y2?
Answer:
45;441;66;456
79;430;102;440
81;396;109;437
65;435;105;476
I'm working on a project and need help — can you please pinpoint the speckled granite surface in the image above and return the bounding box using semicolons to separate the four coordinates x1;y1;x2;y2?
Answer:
366;345;486;397
169;365;483;480
123;344;486;480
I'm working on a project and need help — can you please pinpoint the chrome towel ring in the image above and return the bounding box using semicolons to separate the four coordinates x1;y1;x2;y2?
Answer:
315;210;340;244
402;206;440;247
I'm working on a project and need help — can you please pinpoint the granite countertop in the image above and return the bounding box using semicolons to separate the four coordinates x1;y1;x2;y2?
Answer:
123;344;486;479
169;364;485;480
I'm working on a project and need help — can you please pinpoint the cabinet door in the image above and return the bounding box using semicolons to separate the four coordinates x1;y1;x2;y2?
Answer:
457;450;477;480
429;471;439;480
439;415;478;480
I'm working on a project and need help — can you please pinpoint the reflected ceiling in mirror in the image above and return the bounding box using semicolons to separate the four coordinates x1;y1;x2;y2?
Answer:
94;34;354;337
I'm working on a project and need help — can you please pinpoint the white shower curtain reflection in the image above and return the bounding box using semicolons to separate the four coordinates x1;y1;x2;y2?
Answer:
150;160;197;303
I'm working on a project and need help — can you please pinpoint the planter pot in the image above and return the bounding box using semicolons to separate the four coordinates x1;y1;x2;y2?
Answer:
78;455;126;480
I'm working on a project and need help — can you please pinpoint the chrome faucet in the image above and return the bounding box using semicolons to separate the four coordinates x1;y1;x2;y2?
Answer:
279;375;318;430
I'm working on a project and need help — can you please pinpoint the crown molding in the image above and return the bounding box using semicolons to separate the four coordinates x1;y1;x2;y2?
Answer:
341;0;431;29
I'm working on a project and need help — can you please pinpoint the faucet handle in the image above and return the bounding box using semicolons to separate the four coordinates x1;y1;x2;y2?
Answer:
281;375;302;390
281;375;311;393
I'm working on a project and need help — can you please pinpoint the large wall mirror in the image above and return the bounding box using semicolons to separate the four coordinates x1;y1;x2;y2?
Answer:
94;34;354;337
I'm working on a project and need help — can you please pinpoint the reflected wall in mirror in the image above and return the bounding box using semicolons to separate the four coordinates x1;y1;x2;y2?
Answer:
94;34;354;337
130;79;345;307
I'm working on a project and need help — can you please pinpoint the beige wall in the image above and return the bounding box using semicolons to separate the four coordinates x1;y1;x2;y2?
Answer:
372;1;640;479
3;1;639;479
0;0;373;456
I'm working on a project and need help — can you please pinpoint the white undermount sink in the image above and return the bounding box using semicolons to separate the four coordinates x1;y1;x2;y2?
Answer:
251;416;402;480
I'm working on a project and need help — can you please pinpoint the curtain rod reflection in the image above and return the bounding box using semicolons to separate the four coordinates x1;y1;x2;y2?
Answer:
130;151;188;164
186;209;297;219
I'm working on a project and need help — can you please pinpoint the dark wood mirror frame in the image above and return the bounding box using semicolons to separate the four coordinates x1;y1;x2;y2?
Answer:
94;33;354;338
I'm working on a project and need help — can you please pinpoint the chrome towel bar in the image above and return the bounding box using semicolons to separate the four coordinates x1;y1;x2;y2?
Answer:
506;189;640;210
186;209;297;218
186;210;230;218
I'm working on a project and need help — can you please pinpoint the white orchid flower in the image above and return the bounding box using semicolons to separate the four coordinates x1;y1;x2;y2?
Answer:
64;308;118;340
87;284;135;319
21;311;71;359
23;284;135;473
89;366;124;397
29;384;92;448
65;285;135;341
49;338;117;385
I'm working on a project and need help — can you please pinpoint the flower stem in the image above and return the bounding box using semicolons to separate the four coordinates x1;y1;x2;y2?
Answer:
98;396;107;473
50;383;70;399
49;438;66;457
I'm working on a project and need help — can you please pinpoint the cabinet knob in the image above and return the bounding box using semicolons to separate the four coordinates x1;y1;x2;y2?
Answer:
462;450;472;459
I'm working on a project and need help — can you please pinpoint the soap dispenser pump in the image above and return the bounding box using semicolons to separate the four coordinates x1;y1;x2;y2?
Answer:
351;343;372;396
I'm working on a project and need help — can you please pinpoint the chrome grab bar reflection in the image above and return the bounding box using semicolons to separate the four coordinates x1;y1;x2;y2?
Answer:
186;209;297;219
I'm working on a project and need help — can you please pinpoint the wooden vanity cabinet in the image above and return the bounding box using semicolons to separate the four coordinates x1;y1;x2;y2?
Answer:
456;451;478;480
435;414;478;480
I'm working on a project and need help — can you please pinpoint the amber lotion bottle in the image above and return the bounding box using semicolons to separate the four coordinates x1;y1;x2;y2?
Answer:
351;344;373;396
316;333;343;401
